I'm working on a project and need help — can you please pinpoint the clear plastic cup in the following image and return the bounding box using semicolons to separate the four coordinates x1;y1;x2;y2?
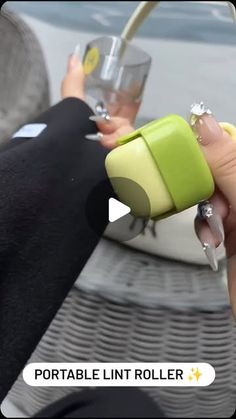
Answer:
83;36;152;115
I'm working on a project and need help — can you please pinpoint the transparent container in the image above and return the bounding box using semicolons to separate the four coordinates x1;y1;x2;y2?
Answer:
83;36;152;114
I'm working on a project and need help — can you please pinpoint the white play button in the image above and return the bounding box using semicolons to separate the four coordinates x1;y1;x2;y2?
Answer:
108;198;131;223
86;178;150;241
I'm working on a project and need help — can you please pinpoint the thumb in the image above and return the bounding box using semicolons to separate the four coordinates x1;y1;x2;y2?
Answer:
61;45;85;100
67;49;85;83
190;102;236;211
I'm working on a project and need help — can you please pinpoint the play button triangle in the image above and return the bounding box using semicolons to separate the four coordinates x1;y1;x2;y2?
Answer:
108;198;131;223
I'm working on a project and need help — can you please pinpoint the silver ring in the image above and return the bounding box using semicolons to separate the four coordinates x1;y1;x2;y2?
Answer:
197;201;213;219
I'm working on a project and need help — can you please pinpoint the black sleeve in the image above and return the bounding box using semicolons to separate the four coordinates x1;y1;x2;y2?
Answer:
34;388;165;418
0;97;114;401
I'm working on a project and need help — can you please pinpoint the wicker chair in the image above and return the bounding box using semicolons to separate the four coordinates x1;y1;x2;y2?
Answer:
0;7;49;142
6;238;236;418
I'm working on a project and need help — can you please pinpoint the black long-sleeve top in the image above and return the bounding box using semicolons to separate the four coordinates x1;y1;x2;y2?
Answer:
0;97;114;401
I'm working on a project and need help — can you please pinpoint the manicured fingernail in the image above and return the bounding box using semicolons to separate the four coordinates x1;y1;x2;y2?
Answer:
202;243;218;272
197;201;225;244
195;213;219;271
189;101;222;145
89;115;111;123
85;132;103;141
68;44;80;69
73;43;80;58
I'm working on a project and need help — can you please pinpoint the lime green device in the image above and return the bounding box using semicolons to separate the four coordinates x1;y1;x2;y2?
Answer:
105;115;236;220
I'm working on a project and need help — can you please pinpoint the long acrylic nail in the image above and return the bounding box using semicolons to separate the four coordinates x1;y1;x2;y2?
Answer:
68;44;80;69
189;101;222;144
85;132;103;141
73;43;80;58
197;201;225;244
202;243;218;272
195;214;219;272
89;115;111;123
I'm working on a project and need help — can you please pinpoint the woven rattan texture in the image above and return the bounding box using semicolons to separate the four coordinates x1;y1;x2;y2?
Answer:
8;238;236;417
0;7;49;142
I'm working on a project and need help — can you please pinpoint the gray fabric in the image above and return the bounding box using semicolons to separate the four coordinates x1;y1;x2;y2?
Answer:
0;7;49;142
7;238;236;418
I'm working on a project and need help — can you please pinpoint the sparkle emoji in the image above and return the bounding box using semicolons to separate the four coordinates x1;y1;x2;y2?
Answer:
188;367;202;382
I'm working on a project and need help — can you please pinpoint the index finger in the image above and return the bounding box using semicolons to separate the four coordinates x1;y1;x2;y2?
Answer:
95;116;132;135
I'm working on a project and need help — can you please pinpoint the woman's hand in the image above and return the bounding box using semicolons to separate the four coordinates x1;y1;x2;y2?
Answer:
61;56;236;315
192;103;236;316
94;117;134;149
61;48;137;149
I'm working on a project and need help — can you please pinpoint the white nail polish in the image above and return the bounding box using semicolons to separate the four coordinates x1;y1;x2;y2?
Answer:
89;115;111;123
85;132;103;141
73;43;80;58
202;243;218;272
